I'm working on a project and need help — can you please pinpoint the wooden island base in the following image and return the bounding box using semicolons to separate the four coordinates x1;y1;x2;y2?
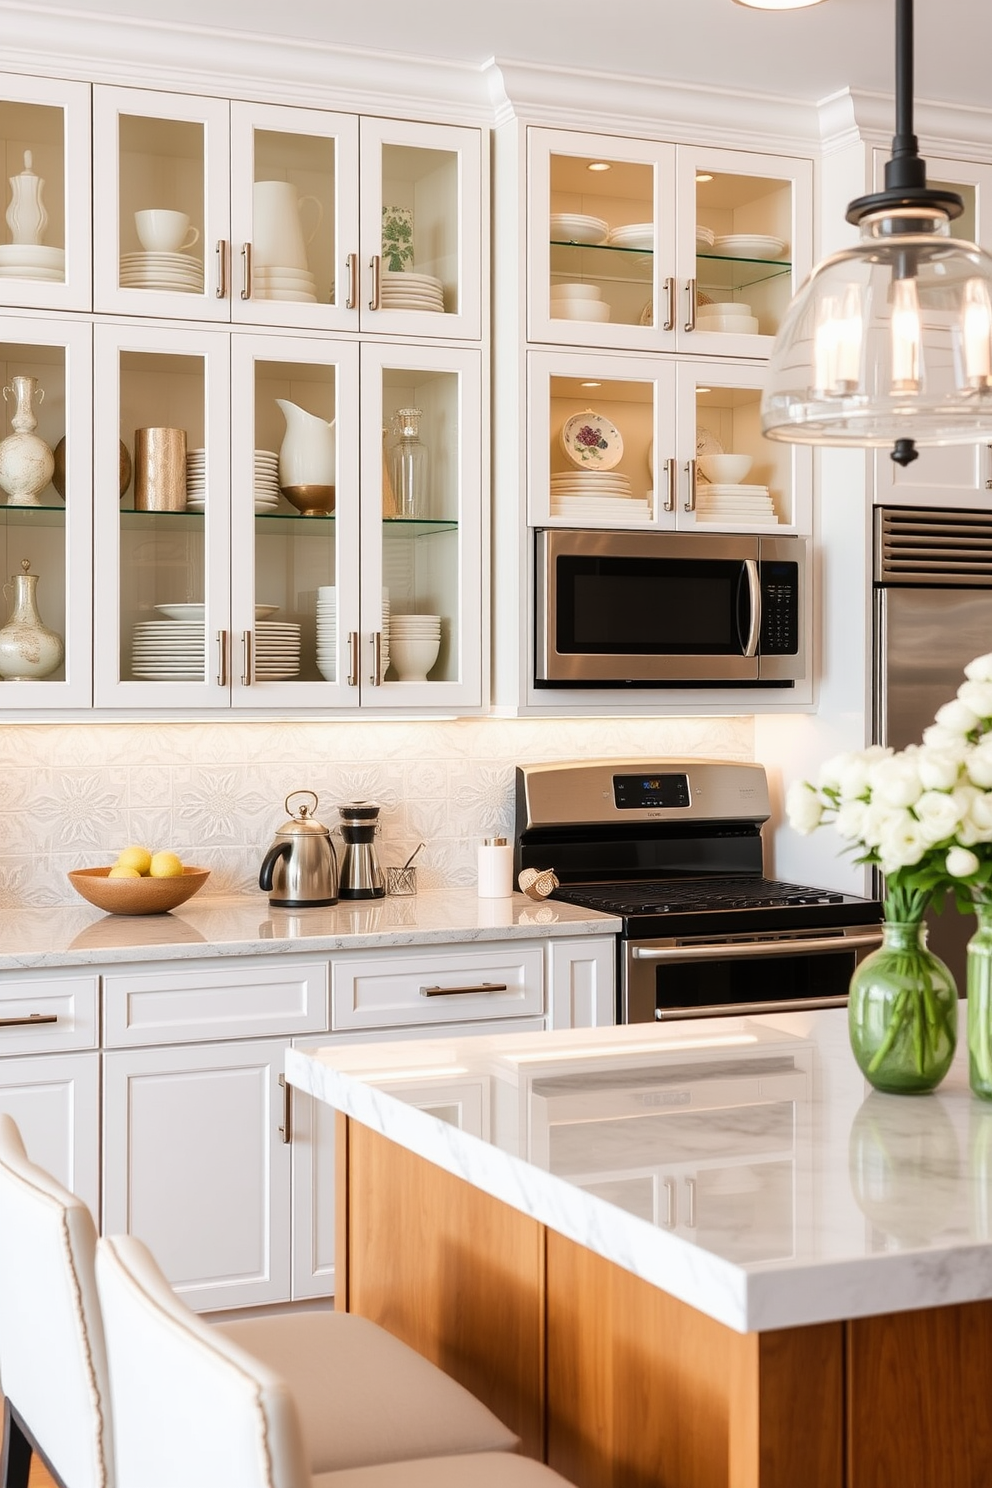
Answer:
337;1115;992;1488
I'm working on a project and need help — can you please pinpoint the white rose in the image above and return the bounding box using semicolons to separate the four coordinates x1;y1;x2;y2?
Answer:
785;780;823;835
861;800;908;849
834;800;868;841
821;747;889;802
877;812;927;872
959;788;992;844
816;750;856;792
958;679;992;720
912;789;964;845
966;745;992;789
923;724;971;750
867;751;924;809
947;846;980;878
934;699;981;736
916;746;966;790
965;653;992;683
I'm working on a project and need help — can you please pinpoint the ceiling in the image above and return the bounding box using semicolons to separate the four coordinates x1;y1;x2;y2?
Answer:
19;0;992;111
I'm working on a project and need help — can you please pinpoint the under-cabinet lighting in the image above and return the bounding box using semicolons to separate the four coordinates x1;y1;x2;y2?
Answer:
580;381;602;388
587;161;611;172
695;173;714;183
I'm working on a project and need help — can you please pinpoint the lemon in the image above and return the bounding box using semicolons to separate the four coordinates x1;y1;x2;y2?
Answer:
116;845;153;875
149;850;184;879
108;865;142;879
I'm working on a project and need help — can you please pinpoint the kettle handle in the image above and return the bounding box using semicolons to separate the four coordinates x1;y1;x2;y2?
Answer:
259;840;291;892
284;788;319;818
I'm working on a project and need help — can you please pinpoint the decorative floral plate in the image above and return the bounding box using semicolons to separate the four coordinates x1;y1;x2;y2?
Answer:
696;425;724;457
560;409;624;470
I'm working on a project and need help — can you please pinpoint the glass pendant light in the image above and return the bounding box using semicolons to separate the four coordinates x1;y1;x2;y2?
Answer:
761;0;992;465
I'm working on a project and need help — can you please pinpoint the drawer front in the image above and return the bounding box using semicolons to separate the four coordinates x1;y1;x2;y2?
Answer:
104;961;329;1048
0;974;99;1054
331;946;545;1030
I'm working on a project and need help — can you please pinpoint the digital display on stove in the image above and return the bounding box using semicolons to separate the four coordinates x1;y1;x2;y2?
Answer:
613;773;691;810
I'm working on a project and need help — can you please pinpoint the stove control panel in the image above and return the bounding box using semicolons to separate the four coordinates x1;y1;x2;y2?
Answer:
613;773;690;811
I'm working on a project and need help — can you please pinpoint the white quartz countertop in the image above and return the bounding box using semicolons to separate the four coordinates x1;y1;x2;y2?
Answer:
286;1008;992;1335
0;890;620;971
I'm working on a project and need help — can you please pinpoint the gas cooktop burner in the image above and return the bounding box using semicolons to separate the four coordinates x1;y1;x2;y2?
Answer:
553;876;847;917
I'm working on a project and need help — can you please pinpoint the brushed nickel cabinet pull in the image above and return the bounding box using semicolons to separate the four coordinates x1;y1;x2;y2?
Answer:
664;457;677;513
346;252;358;309
0;1013;58;1028
240;241;252;300
419;981;508;998
663;275;676;331
215;239;228;299
216;629;228;688
369;253;381;311
372;630;383;686
684;457;697;512
241;629;253;686
347;631;359;687
278;1074;291;1145
663;1177;676;1228
684;277;697;332
685;1177;696;1228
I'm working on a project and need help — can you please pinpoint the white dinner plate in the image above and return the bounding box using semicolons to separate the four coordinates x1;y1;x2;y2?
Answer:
712;234;787;259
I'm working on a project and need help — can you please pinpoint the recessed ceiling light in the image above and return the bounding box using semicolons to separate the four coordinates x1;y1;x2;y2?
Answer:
587;161;611;172
580;381;602;388
733;0;826;8
696;173;713;183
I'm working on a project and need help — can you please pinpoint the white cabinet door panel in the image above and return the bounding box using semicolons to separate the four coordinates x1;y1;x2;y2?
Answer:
0;1051;100;1217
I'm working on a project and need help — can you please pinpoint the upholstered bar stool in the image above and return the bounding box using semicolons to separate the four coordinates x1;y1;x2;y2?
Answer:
96;1234;575;1488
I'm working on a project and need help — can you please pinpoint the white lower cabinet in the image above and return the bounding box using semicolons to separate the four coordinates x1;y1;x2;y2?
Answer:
0;1051;100;1218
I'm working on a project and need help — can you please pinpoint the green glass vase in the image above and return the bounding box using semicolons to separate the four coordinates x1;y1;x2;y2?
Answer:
848;921;957;1093
967;903;992;1100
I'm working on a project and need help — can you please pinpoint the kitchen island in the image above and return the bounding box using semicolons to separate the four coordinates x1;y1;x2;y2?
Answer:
287;1009;992;1488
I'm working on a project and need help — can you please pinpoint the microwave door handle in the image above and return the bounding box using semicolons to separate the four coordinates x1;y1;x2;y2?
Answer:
740;558;761;658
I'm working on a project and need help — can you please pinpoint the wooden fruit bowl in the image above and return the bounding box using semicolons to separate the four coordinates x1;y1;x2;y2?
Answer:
67;866;210;915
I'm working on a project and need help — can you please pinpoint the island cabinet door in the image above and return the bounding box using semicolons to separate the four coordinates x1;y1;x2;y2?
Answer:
103;1038;292;1312
0;1051;100;1220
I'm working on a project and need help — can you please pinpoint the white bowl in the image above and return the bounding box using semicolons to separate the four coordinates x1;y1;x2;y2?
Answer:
551;300;611;323
699;300;751;317
550;282;601;301
697;454;754;484
695;314;760;335
388;635;441;681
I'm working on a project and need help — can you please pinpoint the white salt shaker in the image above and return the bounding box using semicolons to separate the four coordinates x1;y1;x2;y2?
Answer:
477;835;513;898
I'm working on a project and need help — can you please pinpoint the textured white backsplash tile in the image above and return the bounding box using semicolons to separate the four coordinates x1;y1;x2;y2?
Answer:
0;715;752;906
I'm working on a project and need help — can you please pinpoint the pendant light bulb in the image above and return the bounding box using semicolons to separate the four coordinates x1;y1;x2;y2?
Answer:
963;278;992;389
889;274;921;395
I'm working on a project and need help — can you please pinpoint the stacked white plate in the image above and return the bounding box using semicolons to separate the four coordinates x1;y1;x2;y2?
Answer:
607;222;654;252
695;483;778;524
549;213;609;246
696;224;715;249
316;585;337;681
255;621;302;680
381;270;444;313
119;250;204;293
551;469;648;521
551;470;632;498
388;612;440;681
712;234;787;260
131;621;205;681
186;449;205;511
253;266;317;303
0;244;65;280
696;300;761;335
253;450;280;512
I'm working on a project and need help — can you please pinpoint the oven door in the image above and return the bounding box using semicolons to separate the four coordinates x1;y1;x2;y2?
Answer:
621;926;884;1023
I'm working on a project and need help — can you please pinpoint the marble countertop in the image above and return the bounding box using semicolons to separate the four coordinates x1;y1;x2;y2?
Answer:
286;1007;992;1335
0;890;620;972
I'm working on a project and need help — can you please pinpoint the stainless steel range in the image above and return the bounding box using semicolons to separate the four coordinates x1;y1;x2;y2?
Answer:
514;759;883;1023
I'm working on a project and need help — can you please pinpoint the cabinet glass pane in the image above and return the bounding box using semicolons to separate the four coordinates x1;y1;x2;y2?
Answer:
254;361;337;683
251;130;335;308
929;177;976;241
696;383;788;527
548;373;655;524
381;144;460;318
0;342;66;680
549;152;655;329
0;102;65;276
694;171;792;337
118;352;206;683
382;368;460;683
117;116;205;297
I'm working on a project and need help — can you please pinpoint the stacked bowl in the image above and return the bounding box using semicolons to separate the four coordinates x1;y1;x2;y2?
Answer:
550;282;610;323
695;300;760;335
549;213;609;245
388;612;439;681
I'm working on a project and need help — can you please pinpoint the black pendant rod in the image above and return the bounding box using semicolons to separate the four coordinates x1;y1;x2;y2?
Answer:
886;0;925;194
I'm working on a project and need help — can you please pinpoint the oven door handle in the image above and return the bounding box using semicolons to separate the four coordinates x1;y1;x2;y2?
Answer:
656;995;852;1021
631;931;883;962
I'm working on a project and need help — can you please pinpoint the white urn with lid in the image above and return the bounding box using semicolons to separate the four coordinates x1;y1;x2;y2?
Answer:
0;560;64;680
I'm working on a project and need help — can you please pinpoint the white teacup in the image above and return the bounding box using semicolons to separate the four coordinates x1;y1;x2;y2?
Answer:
135;210;200;254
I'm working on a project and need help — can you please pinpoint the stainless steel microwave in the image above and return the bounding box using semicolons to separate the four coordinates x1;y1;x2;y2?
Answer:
535;529;807;687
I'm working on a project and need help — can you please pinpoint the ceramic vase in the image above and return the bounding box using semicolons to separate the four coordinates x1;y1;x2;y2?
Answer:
0;561;64;680
967;903;992;1099
5;150;47;246
0;376;54;507
848;921;957;1093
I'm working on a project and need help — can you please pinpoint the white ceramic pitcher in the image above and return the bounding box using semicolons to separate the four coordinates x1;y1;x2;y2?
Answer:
253;181;322;270
276;399;336;486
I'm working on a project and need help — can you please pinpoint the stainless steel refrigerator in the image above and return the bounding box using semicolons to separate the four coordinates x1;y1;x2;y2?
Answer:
874;505;992;987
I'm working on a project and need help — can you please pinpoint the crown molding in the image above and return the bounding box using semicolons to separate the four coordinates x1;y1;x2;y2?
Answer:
0;1;494;122
486;57;822;150
817;87;992;161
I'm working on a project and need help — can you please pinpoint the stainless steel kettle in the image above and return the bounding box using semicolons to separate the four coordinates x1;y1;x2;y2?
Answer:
336;800;385;899
259;790;339;908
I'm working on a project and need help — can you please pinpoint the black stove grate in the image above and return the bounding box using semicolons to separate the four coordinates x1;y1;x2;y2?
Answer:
552;875;847;917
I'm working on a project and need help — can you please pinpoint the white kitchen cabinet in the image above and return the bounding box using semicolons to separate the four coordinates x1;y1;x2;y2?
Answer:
527;127;812;359
92;86;483;342
546;935;615;1028
0;74;92;314
529;348;811;535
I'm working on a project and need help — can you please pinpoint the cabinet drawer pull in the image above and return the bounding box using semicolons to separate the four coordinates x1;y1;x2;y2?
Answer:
347;631;359;687
241;629;254;686
215;239;228;299
419;981;508;998
216;629;228;688
369;253;381;311
663;275;676;332
0;1013;58;1028
241;241;253;300
278;1074;291;1145
684;457;697;512
684;277;696;332
346;252;358;310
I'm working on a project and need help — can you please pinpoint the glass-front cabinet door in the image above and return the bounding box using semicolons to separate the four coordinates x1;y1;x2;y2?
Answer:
230;103;360;333
358;118;482;341
0;75;91;313
229;333;360;709
93;323;231;708
93;86;231;321
0;316;92;707
361;343;482;709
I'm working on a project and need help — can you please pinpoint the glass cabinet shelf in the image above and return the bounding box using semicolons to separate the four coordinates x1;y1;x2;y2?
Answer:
0;505;66;524
550;240;791;293
696;252;792;294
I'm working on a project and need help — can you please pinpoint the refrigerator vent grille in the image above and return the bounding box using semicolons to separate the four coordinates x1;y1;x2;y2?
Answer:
875;507;992;585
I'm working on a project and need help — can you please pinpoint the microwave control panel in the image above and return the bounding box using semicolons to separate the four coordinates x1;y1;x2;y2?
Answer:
760;563;799;654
